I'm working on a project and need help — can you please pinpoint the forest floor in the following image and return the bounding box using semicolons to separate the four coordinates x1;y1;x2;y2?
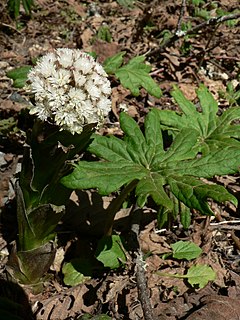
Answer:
0;0;240;319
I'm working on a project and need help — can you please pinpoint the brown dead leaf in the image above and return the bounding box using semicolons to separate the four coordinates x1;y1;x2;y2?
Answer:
178;83;198;101
67;0;86;17
34;281;97;320
139;221;171;255
162;52;180;67
185;295;240;320
0;99;27;112
80;28;94;51
92;40;120;64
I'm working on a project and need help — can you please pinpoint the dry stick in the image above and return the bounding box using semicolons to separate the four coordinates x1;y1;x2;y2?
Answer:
198;22;220;69
146;12;240;58
130;207;155;320
176;0;186;34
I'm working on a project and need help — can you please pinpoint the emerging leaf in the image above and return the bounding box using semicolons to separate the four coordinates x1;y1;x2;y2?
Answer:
171;241;202;261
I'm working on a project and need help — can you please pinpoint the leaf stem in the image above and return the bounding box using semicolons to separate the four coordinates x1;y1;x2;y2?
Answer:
104;179;138;236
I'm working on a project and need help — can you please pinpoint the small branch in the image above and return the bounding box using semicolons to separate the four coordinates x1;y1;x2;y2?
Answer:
176;0;186;34
147;12;240;58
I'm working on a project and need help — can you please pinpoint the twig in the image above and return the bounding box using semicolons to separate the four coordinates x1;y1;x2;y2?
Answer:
198;22;220;68
130;207;155;320
0;22;22;34
176;0;186;34
210;220;240;226
146;12;240;58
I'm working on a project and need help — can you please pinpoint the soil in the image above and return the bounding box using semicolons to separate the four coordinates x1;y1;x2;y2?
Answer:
0;0;240;319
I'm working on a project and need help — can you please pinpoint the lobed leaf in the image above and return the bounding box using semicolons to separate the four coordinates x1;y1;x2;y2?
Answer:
103;51;126;74
62;161;147;195
168;175;237;215
135;173;172;209
115;56;162;98
159;85;240;153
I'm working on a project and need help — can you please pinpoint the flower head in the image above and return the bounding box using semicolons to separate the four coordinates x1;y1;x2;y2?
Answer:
28;48;111;134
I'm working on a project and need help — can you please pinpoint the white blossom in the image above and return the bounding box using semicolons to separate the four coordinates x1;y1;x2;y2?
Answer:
28;48;112;134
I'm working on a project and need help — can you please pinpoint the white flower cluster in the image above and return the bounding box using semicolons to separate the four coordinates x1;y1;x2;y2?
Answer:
28;48;112;134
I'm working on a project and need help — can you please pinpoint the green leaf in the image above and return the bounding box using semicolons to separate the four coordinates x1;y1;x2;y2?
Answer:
62;161;146;195
16;182;64;251
115;56;162;98
62;259;91;286
7;66;32;88
97;26;112;43
163;147;240;179
185;264;216;288
156;264;216;289
7;0;20;19
22;0;33;15
95;235;127;269
136;173;172;209
171;241;202;260
179;204;191;229
103;52;126;74
197;83;218;134
19;121;94;210
144;108;164;165
158;84;240;153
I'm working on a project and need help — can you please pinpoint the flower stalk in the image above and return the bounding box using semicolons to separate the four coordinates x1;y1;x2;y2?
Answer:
8;49;112;285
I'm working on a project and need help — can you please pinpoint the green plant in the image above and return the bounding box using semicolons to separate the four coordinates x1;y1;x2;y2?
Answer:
158;84;240;155
7;0;34;19
8;49;111;285
97;26;112;43
62;103;239;229
103;52;162;98
219;82;240;107
6;66;32;88
167;240;202;261
157;264;216;289
158;240;216;288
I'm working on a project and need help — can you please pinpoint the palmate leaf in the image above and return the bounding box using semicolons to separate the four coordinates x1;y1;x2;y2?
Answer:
103;52;162;98
62;109;240;215
158;84;240;153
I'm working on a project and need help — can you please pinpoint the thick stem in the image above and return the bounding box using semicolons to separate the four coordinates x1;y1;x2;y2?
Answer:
104;179;138;236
